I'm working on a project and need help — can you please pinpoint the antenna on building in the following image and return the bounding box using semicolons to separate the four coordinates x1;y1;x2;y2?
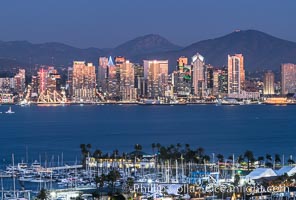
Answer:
108;56;114;66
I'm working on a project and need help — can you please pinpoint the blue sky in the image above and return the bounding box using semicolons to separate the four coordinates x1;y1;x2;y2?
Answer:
0;0;295;48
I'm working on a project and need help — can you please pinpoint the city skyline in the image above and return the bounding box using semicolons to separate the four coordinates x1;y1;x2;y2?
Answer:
0;0;295;48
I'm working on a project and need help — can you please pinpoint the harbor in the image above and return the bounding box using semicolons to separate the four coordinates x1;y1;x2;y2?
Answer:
1;144;296;200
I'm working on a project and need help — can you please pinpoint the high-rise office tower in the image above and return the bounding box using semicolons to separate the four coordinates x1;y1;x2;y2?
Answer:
218;66;228;94
38;68;48;94
14;69;26;94
281;63;296;95
192;53;206;98
133;64;145;97
67;67;73;97
228;54;245;95
119;60;137;101
106;56;120;100
263;71;275;95
72;61;96;101
175;57;191;97
144;60;168;98
98;57;108;93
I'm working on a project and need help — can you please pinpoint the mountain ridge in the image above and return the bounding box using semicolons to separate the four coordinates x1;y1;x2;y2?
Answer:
1;30;296;72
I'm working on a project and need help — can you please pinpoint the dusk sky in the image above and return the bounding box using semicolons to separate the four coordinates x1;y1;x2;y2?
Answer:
0;0;295;48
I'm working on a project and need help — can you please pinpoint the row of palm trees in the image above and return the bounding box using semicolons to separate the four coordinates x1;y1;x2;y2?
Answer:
80;143;295;170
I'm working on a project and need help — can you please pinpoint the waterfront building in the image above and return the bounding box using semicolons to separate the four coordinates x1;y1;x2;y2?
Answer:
134;64;145;98
72;61;96;102
14;69;26;94
218;66;228;94
0;78;14;93
119;60;137;101
263;71;275;95
31;75;38;97
38;68;48;94
206;65;214;96
144;60;168;99
98;57;108;93
174;57;192;97
213;69;220;96
107;56;120;100
67;67;73;97
281;63;296;95
47;67;61;92
37;67;61;95
192;53;206;98
228;54;245;95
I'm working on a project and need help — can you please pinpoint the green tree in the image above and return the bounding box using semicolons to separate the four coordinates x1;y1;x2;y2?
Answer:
244;150;254;171
266;154;273;168
93;149;102;159
237;155;244;163
151;143;156;154
36;188;48;200
107;170;121;194
95;174;106;198
257;156;264;166
156;143;161;152
234;174;240;186
275;154;281;164
217;154;224;162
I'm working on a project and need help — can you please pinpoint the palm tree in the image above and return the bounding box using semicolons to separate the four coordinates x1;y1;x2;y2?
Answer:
36;188;48;200
217;154;224;162
237;155;244;163
125;177;134;197
134;144;142;152
107;169;121;194
275;154;281;164
257;156;264;167
156;143;161;152
266;154;272;162
134;144;142;158
185;144;190;151
266;154;273;168
176;143;182;150
93;149;102;159
244;150;254;171
196;147;205;157
203;155;211;163
151;143;156;154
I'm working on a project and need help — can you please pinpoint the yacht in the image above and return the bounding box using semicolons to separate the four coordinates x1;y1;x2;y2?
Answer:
5;107;15;114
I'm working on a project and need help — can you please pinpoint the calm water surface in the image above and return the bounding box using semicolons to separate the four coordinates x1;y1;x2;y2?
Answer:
0;104;295;163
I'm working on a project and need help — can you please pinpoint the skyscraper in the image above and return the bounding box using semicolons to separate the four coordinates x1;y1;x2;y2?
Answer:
218;66;228;94
191;53;206;98
228;54;245;95
14;69;26;94
263;71;275;95
106;56;120;100
72;61;96;101
38;68;48;94
144;60;168;98
175;57;191;97
119;60;137;101
98;57;108;93
281;63;296;95
133;64;145;97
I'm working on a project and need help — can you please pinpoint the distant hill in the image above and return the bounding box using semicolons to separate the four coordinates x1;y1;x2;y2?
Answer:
1;30;296;72
111;34;182;57
136;30;296;72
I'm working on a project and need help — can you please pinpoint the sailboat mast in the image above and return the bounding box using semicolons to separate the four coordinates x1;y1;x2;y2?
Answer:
12;154;16;198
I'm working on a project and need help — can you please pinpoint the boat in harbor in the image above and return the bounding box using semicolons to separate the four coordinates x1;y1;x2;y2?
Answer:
5;107;15;114
216;98;243;105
